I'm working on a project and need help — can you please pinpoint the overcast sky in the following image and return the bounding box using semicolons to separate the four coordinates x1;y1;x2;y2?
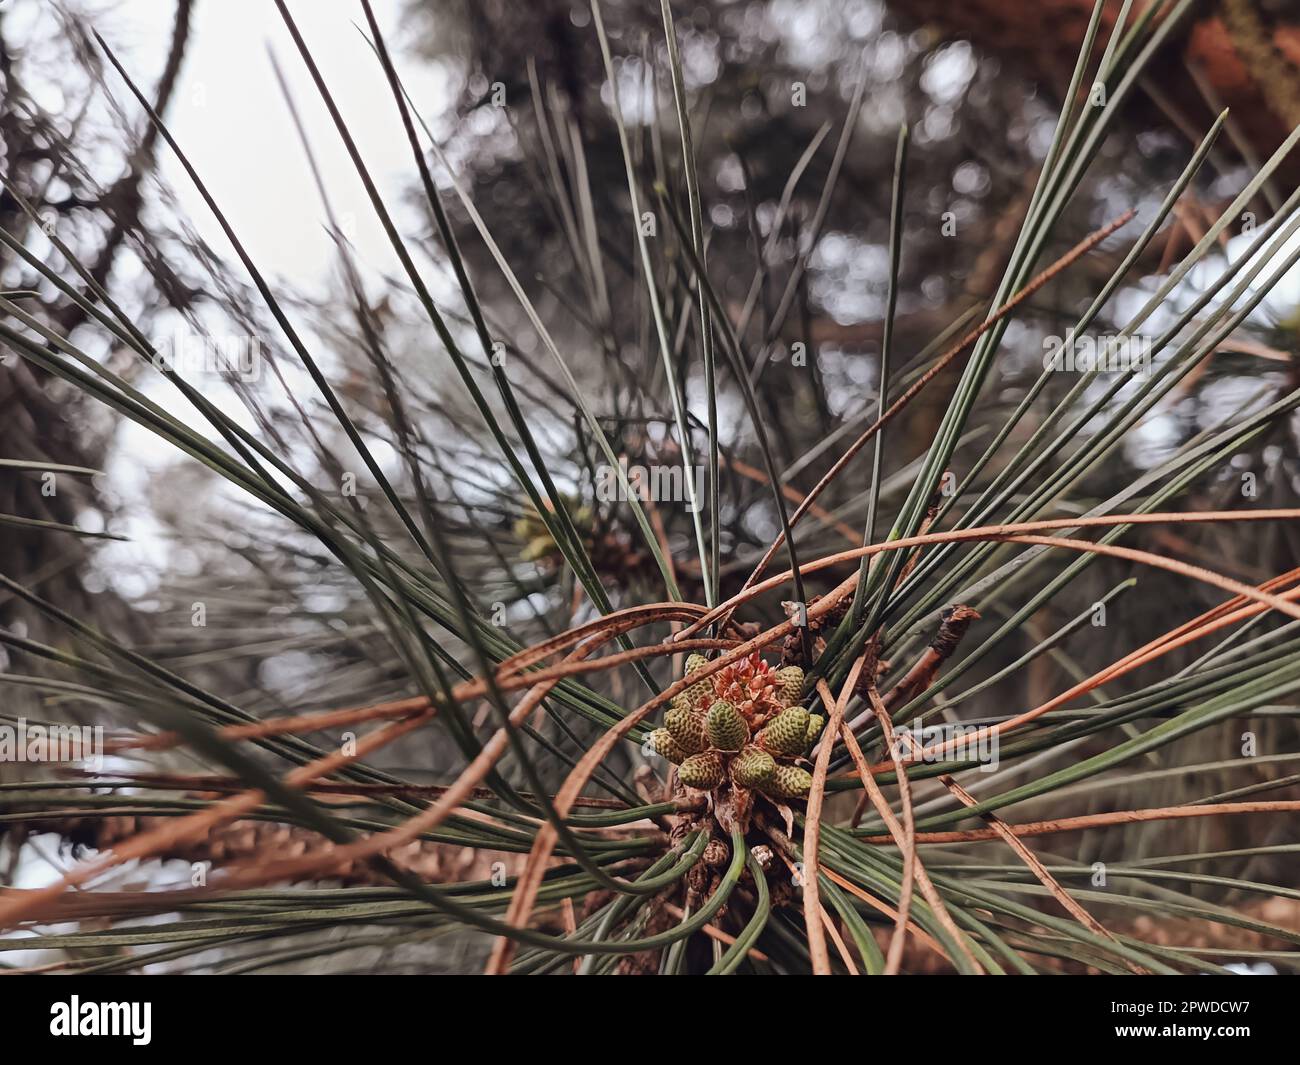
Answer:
111;0;448;288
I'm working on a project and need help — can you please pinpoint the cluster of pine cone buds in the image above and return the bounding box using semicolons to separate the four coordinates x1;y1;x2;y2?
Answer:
649;652;823;801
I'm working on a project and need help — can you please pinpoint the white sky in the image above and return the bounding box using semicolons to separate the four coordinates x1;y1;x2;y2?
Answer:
110;0;450;288
68;1;463;597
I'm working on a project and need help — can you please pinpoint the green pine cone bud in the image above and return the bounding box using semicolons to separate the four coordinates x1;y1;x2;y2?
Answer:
763;706;810;757
675;654;714;708
775;665;805;707
706;700;748;751
763;764;814;800
688;682;713;709
665;706;708;754
649;728;687;765
685;653;709;677
678;751;725;790
672;678;712;711
731;746;776;789
804;713;826;748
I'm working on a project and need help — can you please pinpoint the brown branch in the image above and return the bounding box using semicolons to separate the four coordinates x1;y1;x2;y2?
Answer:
859;801;1300;845
803;656;870;974
863;684;919;975
6;812;527;892
55;770;641;811
832;689;981;973
933;771;1145;974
